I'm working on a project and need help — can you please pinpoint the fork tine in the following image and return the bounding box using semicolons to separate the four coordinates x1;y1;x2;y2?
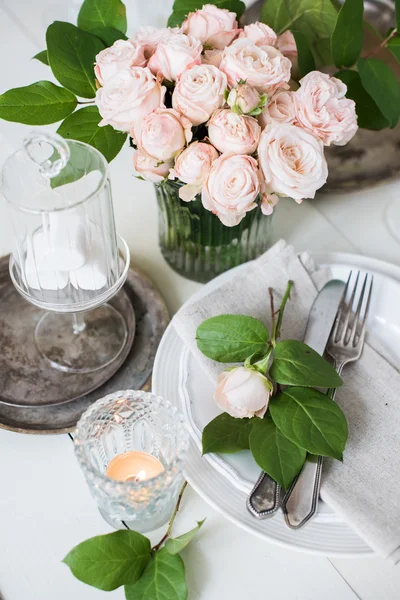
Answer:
332;271;352;342
349;273;368;345
361;275;374;331
341;271;360;344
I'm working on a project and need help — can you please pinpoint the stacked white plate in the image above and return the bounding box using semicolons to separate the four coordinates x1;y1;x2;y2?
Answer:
153;253;400;557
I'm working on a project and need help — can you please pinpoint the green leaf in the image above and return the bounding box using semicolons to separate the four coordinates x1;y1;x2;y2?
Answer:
249;414;306;489
57;106;127;162
387;36;400;63
0;81;77;125
165;520;205;555
269;387;348;460
331;0;364;68
33;50;49;65
168;0;245;27
46;22;104;98
196;315;269;363
396;0;400;31
269;340;343;388
261;0;337;63
63;530;151;591
125;548;187;600
78;0;127;34
291;30;316;78
357;57;400;128
202;413;254;454
88;26;127;46
335;69;389;130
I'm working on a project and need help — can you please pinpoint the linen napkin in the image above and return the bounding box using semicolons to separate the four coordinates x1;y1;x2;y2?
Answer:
173;240;400;563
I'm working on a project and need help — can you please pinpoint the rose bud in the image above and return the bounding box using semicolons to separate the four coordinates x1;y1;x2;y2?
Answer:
214;366;273;419
227;82;266;116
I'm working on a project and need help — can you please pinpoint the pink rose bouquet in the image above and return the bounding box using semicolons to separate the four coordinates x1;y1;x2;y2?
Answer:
93;4;358;226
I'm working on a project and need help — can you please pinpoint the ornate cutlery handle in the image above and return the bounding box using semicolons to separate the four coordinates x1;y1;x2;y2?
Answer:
247;472;281;519
281;364;344;528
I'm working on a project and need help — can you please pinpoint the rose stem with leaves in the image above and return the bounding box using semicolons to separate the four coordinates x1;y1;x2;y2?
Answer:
252;280;293;375
152;481;188;552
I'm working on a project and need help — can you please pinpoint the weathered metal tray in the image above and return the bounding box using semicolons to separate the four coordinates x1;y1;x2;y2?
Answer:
0;257;169;434
0;257;135;409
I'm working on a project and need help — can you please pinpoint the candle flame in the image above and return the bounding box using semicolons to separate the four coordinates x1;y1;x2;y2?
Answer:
135;470;147;482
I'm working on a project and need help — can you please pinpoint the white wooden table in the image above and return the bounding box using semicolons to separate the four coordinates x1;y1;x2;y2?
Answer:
1;1;400;598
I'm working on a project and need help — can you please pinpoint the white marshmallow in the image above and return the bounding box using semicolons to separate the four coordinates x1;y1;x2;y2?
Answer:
24;238;68;290
38;212;87;271
69;243;108;291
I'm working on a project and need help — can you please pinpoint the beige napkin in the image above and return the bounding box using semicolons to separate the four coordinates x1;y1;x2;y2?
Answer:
173;240;400;563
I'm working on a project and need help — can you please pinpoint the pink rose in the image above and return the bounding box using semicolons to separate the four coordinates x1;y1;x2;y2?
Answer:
208;109;261;155
133;150;172;183
135;107;192;162
239;22;278;47
148;33;202;81
259;90;297;128
277;31;297;56
258;123;328;201
94;40;146;86
202;153;260;226
219;38;291;94
214;367;272;418
169;141;219;201
227;82;265;115
182;4;240;50
172;64;227;126
202;49;223;68
260;192;279;215
96;67;165;132
132;26;180;59
294;71;358;146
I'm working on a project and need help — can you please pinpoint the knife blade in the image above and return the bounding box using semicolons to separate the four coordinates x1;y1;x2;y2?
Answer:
246;279;345;520
281;279;345;528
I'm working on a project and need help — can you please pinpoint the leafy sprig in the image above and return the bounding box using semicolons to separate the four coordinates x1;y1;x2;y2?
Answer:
198;281;348;489
63;481;204;599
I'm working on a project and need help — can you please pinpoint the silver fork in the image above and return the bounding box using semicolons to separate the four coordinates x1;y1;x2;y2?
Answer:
281;271;373;529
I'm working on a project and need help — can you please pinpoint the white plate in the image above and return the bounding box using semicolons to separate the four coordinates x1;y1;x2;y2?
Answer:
153;253;400;557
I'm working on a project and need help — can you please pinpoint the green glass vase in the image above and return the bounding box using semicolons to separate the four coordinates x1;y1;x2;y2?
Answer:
156;180;274;283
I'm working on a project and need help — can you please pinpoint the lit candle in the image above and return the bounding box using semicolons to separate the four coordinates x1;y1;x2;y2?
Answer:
106;451;165;483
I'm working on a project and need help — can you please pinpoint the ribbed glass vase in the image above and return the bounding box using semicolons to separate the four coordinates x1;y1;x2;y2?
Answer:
156;180;274;283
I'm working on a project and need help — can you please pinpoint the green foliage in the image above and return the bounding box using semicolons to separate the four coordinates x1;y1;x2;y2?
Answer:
125;548;187;600
335;70;389;130
165;521;205;555
196;315;269;363
57;106;127;162
0;82;77;125
46;22;104;98
202;413;254;454
249;414;306;489
261;0;337;62
269;340;343;388
269;387;348;460
78;0;127;34
396;0;400;32
89;26;127;45
331;0;364;68
168;0;245;27
33;50;49;65
291;30;316;78
63;530;151;591
357;57;400;128
387;36;400;63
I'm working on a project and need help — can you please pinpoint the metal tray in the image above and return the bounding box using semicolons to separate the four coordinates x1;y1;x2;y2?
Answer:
0;257;169;434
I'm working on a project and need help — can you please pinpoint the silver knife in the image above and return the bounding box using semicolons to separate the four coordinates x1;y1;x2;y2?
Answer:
281;279;345;528
246;279;345;520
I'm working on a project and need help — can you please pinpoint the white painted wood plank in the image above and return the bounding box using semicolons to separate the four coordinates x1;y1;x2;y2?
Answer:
329;556;400;600
0;429;360;600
